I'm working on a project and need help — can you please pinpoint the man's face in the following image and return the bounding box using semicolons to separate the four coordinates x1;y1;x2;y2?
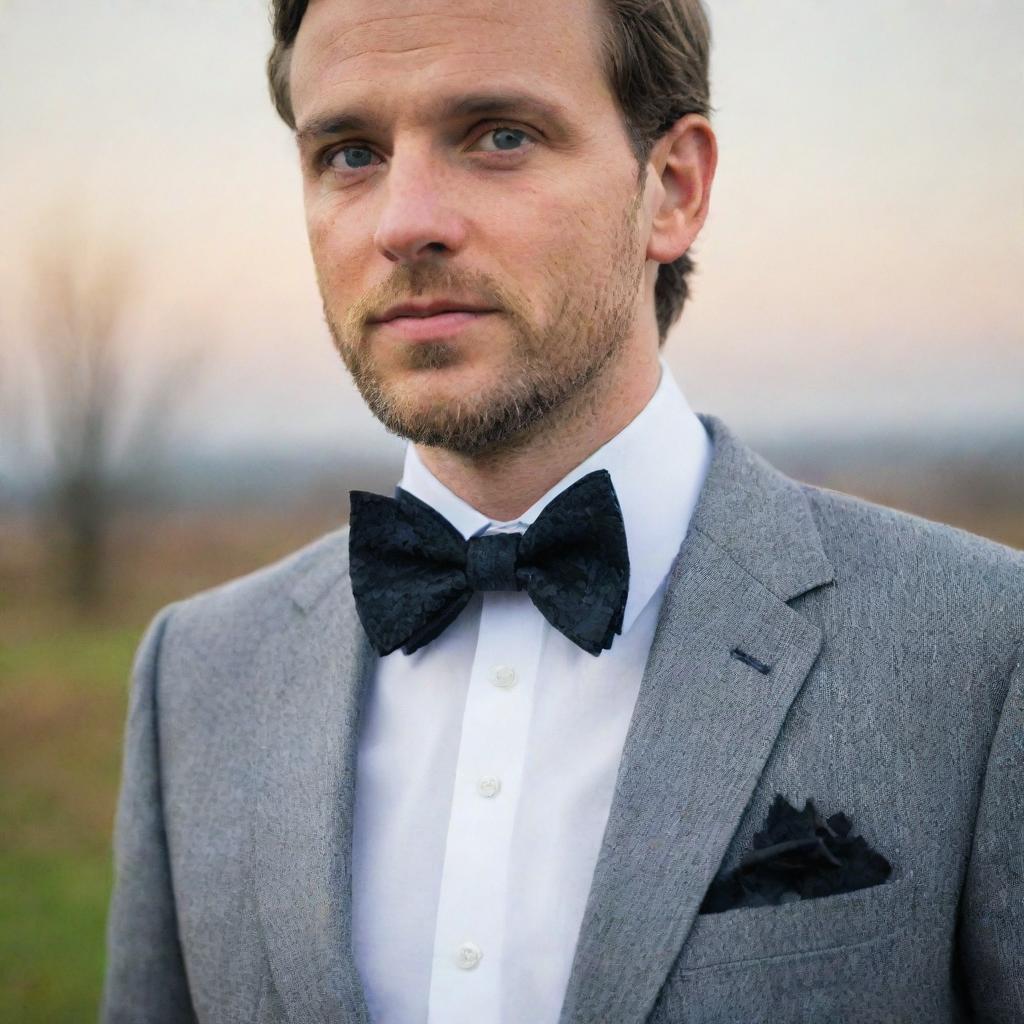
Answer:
290;0;651;455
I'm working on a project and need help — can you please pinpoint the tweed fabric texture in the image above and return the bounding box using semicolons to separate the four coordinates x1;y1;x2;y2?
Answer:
102;413;1024;1024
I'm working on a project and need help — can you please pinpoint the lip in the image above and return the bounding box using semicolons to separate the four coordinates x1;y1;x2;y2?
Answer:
369;298;497;323
373;310;496;342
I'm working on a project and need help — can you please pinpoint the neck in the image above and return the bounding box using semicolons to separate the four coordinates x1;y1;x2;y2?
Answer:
415;349;662;522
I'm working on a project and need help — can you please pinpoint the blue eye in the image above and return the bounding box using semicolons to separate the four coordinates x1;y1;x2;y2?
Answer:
328;145;377;171
491;128;527;150
323;145;380;173
472;127;534;156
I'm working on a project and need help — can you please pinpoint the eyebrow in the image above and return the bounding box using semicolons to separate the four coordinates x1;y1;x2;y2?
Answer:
295;91;571;145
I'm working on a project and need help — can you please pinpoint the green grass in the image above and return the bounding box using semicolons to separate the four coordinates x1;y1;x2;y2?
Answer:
0;852;113;1022
0;625;141;692
0;509;342;1020
0;620;138;1021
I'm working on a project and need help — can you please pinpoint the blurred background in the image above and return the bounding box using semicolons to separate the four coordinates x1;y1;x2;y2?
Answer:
0;0;1021;1018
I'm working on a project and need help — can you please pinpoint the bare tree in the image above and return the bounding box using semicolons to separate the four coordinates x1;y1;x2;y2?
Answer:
6;216;202;611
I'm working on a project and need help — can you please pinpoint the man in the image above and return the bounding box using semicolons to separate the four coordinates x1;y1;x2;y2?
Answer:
102;0;1024;1021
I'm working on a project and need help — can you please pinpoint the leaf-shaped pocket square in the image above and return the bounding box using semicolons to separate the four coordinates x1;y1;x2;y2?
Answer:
700;794;893;915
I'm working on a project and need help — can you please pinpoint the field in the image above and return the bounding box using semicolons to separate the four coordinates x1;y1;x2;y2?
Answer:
0;504;340;1022
1;485;1021;1020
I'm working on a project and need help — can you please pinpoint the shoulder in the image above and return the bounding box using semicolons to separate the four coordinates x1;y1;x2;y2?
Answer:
802;480;1024;612
150;524;352;659
798;481;1024;694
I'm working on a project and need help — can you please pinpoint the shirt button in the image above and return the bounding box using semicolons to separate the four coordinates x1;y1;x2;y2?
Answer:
455;942;483;969
477;775;502;798
491;665;517;689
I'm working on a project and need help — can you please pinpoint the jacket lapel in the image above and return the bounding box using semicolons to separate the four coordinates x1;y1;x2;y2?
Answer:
558;413;836;1024
252;540;375;1023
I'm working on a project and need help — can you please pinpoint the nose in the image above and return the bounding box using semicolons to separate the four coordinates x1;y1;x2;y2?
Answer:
373;147;468;264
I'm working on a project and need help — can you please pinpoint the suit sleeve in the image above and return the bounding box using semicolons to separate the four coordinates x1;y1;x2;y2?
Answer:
959;637;1024;1022
101;603;198;1023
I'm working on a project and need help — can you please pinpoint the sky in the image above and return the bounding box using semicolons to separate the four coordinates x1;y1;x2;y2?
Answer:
1;0;1021;473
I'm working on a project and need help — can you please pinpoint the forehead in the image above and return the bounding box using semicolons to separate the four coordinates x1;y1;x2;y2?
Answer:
289;0;613;129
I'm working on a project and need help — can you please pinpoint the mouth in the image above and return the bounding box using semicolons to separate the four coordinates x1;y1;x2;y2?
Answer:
372;309;497;343
369;298;498;323
368;300;499;342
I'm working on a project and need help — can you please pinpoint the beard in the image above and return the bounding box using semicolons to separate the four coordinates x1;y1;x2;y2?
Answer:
321;187;645;458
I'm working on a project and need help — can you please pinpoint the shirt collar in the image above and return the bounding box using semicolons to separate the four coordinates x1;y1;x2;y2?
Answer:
398;358;712;634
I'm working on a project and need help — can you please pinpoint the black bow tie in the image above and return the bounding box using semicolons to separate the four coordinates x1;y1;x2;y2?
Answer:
348;469;630;657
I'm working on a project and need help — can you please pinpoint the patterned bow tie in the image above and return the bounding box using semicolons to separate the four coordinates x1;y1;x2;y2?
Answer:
348;469;630;657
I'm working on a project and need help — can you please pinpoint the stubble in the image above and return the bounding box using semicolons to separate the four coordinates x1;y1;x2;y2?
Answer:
321;186;645;458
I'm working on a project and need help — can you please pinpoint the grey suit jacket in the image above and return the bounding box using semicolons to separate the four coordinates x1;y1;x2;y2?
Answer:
101;413;1024;1024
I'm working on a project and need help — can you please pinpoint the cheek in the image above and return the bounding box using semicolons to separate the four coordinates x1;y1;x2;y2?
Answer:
493;185;587;273
304;194;368;293
510;187;627;286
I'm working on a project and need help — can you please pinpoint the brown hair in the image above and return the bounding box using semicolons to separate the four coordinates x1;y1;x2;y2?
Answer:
267;0;711;342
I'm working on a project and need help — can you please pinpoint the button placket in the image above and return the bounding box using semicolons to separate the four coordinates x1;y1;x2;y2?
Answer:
427;592;544;1024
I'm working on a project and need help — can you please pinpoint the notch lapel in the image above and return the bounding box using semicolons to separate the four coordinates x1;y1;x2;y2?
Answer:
558;414;836;1024
252;544;375;1023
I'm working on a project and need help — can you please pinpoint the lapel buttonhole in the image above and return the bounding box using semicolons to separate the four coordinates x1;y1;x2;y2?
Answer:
730;647;772;675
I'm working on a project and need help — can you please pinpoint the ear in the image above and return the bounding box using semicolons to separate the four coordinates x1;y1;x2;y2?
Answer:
645;114;717;264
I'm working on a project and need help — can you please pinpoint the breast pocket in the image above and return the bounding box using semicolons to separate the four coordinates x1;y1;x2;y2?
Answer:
649;876;929;1024
677;874;914;972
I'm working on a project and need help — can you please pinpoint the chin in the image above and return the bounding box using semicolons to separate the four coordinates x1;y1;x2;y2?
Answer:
393;344;498;390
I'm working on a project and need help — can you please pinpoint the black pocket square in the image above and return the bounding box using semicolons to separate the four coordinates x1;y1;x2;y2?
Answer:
700;794;893;915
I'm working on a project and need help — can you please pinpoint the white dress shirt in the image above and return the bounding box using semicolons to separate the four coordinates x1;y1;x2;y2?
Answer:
351;361;712;1024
